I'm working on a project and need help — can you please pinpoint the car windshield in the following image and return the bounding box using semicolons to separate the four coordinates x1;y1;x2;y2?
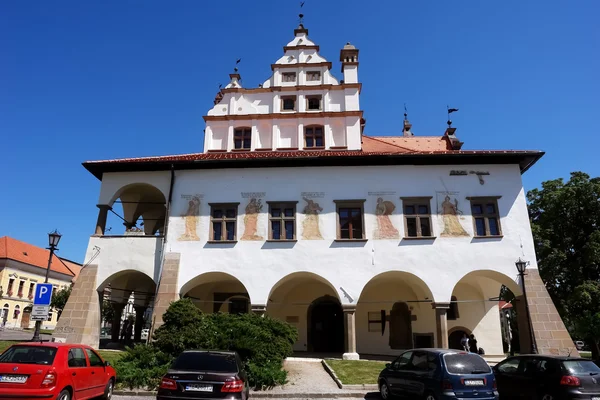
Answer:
444;353;491;374
172;352;238;372
0;346;58;365
563;360;600;374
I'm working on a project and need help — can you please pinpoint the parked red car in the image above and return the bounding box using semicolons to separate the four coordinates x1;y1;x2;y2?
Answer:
0;342;116;400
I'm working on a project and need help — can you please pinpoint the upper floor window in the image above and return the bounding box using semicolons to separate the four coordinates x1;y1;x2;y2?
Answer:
268;202;296;240
17;281;24;298
281;96;296;111
210;203;238;241
7;279;14;295
469;197;502;237
304;126;324;148
402;197;433;238
28;283;35;299
335;200;366;240
306;95;322;111
233;128;251;150
306;71;321;81
282;72;296;83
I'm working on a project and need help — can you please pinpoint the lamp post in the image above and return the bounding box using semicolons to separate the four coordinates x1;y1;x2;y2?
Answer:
32;230;62;342
515;258;537;354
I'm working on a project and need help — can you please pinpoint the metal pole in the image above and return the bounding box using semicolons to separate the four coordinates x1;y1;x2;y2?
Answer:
520;270;538;354
31;245;55;342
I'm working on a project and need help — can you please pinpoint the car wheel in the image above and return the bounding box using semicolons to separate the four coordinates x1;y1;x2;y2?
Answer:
102;379;114;400
424;392;437;400
57;389;71;400
540;394;554;400
380;381;392;400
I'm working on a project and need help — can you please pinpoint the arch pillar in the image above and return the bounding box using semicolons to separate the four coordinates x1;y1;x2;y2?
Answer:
150;252;181;332
342;305;359;360
95;205;111;236
433;302;450;349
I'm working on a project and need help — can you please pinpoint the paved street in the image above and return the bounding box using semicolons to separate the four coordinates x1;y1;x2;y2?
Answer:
114;397;372;400
0;329;52;342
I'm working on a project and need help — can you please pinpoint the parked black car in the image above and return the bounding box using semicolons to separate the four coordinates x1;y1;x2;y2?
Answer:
493;355;600;399
157;350;249;400
378;349;498;400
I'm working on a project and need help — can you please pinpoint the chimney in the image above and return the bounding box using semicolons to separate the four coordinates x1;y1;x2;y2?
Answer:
339;42;359;84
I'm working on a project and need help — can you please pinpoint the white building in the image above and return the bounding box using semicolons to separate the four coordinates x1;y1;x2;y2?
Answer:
55;21;577;358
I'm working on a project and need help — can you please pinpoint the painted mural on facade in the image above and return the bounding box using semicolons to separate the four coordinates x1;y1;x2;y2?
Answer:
241;198;264;240
374;198;399;239
437;192;469;237
301;197;323;240
178;195;201;241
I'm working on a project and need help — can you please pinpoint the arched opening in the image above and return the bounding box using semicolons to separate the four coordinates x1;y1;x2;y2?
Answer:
356;271;435;355
450;270;522;356
448;327;472;350
20;306;32;329
1;304;9;327
307;295;344;353
180;272;251;314
266;272;341;354
102;183;167;236
97;270;157;348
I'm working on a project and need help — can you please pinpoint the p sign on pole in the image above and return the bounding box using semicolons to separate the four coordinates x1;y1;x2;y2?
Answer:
34;283;53;306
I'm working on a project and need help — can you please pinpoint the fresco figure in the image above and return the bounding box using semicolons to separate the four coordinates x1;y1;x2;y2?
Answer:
302;197;323;240
241;198;263;240
178;196;200;241
440;195;468;237
374;197;399;239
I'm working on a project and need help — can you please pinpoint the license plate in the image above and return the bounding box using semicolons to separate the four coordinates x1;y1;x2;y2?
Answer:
464;379;485;386
0;375;28;384
185;384;213;392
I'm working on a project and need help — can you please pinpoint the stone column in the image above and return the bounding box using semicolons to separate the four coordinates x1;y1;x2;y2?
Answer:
150;253;181;333
94;205;111;235
251;304;266;316
53;265;101;348
342;305;359;360
433;303;450;349
110;303;126;342
133;305;147;342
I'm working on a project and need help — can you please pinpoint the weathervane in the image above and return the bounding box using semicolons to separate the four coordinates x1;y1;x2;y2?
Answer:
447;105;459;127
234;58;241;73
404;103;408;121
299;1;305;24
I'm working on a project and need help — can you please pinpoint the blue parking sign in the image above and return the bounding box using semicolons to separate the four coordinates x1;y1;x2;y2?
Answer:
33;283;53;306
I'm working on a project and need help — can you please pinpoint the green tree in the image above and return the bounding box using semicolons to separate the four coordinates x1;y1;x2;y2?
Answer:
527;172;600;358
102;299;115;323
566;281;600;356
50;285;72;320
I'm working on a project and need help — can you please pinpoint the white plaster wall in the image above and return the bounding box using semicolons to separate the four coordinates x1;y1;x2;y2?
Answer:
97;171;171;206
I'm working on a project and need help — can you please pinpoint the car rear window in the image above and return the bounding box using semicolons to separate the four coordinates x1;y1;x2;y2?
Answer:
444;353;491;374
172;352;238;372
0;346;58;365
562;360;600;374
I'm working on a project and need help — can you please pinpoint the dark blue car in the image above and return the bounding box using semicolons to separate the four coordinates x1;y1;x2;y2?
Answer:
378;349;498;400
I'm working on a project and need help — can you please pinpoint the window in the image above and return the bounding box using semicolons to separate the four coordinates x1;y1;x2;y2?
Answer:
410;351;429;371
447;296;459;320
13;305;20;319
368;311;383;332
28;283;35;299
402;198;433;238
282;72;296;82
444;353;491;374
281;96;296;111
67;348;87;368
7;279;14;296
85;348;105;367
469;197;502;237
17;281;24;298
304;126;324;148
306;95;322;111
210;204;238;241
306;71;321;81
233;128;251;150
392;351;413;370
268;202;296;240
172;352;238;373
335;200;366;240
0;345;58;365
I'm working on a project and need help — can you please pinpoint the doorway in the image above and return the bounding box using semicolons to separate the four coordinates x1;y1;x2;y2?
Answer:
20;307;32;329
389;302;412;349
449;329;470;350
307;296;344;353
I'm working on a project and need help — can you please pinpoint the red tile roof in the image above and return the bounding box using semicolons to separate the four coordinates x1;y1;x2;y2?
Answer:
0;236;82;280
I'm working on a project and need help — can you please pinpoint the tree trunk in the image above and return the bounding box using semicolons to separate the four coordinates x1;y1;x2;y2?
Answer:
591;338;599;361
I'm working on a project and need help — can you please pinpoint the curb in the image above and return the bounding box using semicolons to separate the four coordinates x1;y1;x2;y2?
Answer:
114;390;157;396
321;359;343;389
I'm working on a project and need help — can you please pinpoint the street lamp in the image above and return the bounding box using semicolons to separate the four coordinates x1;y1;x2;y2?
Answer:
32;230;62;342
515;258;537;354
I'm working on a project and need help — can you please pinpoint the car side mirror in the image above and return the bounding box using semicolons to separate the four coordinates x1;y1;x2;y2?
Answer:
105;361;111;367
385;363;392;369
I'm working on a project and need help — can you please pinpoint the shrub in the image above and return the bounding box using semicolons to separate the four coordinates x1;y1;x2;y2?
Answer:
113;344;173;390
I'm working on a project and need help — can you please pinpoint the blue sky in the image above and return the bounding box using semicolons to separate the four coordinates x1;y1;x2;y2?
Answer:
1;0;598;262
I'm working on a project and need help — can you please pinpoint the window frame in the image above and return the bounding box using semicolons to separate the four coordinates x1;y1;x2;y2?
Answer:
282;72;296;83
334;200;367;241
468;196;503;237
267;201;298;241
17;280;25;298
281;96;297;112
306;95;322;111
209;203;240;242
304;125;325;149
306;71;321;81
400;197;434;239
233;127;252;150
